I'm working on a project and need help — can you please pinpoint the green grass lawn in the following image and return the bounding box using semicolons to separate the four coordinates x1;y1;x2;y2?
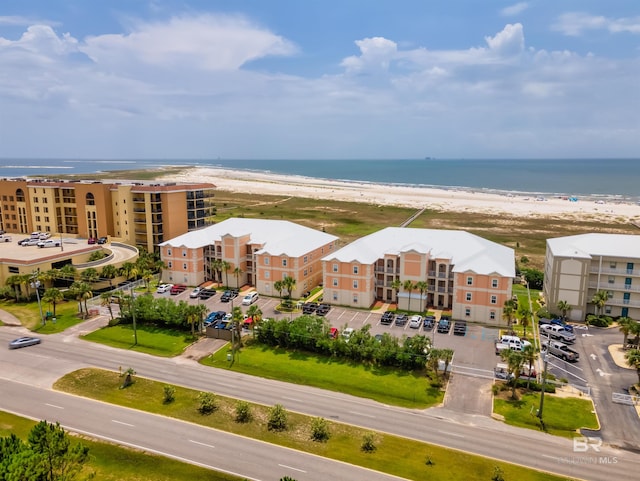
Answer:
0;298;85;333
201;340;443;408
54;368;571;481
0;410;244;481
493;390;599;438
81;324;193;357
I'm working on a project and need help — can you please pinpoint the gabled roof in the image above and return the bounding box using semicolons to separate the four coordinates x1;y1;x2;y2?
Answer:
547;233;640;260
322;227;515;277
159;218;338;257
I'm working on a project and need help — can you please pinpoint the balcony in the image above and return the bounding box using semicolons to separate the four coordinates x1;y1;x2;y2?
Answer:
590;266;640;277
589;282;640;293
606;298;640;308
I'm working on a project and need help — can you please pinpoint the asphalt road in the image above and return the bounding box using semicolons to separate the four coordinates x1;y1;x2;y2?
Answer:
2;326;640;480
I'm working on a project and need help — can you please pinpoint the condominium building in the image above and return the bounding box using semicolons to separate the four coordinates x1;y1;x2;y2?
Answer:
321;227;515;324
0;178;215;252
159;218;339;296
544;233;640;321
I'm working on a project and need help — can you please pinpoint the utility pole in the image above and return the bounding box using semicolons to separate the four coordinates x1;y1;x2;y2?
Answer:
31;271;45;325
129;283;138;345
537;339;551;429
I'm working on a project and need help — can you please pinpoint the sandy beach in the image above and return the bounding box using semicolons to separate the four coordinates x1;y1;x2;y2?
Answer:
165;167;640;221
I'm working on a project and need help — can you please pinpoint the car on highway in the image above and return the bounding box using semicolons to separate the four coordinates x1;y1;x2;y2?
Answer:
8;337;41;349
156;283;173;293
409;315;422;329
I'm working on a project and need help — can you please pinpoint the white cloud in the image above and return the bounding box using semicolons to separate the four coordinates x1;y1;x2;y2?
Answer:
500;3;529;17
341;37;398;73
552;12;640;36
484;23;525;55
0;15;59;26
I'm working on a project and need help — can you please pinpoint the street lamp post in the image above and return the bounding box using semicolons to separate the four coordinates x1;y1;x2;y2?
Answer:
30;272;45;325
538;339;551;429
129;283;138;345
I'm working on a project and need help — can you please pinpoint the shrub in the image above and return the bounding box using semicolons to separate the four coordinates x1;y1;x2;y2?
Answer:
492;466;505;481
163;385;175;404
310;417;330;442
491;384;500;395
197;392;217;414
361;432;377;453
267;404;288;431
235;401;252;423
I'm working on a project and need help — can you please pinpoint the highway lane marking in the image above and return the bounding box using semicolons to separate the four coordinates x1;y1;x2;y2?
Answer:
111;419;135;427
278;464;306;473
349;411;376;418
282;396;303;402
541;454;559;461
45;403;64;409
190;439;215;449
438;430;465;438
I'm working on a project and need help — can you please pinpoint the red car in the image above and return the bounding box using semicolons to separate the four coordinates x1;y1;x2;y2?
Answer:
87;237;96;244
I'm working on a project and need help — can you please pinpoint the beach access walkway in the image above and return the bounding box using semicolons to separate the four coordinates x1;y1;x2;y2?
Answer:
399;207;426;227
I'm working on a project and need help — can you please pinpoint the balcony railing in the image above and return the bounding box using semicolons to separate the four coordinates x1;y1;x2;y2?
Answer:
590;266;640;276
589;282;640;292
606;298;640;308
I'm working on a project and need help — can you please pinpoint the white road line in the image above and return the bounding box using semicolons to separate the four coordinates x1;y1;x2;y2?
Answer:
362;312;372;325
111;419;135;427
438;430;465;438
349;411;376;418
189;439;216;449
278;464;307;473
282;396;303;402
45;403;64;409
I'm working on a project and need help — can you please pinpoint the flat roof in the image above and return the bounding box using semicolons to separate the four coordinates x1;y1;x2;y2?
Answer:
547;233;640;259
0;236;102;266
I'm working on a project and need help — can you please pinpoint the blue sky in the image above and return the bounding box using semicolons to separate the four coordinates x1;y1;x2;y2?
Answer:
0;1;638;159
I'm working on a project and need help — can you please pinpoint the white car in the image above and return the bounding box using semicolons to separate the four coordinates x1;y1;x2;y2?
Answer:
241;291;259;305
409;315;423;329
37;239;61;248
0;235;12;242
189;287;202;298
156;283;173;293
342;327;355;342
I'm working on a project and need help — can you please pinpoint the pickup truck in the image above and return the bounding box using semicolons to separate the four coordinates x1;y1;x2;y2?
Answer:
542;340;580;362
540;324;576;343
495;335;531;355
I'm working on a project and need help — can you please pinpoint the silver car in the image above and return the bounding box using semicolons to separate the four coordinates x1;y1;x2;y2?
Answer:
8;337;42;349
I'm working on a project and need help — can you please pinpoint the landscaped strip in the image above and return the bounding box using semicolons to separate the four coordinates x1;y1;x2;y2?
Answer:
201;341;443;409
0;410;244;481
81;324;193;357
54;368;571;481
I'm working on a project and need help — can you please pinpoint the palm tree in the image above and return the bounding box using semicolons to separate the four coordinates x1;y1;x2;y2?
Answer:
521;343;537;390
58;264;77;286
100;264;118;284
403;280;415;313
625;349;640;386
246;304;263;336
390;278;402;306
185;304;200;336
502;299;517;331
283;275;296;299
42;287;64;318
518;306;532;338
141;270;154;292
440;348;454;380
5;275;23;300
415;280;428;312
195;303;208;332
556;300;572;321
221;260;231;287
591;290;609;317
231;306;244;350
618;317;636;349
274;280;284;303
100;292;114;320
119;262;139;283
233;266;244;289
210;259;222;284
70;281;92;318
501;349;525;400
154;259;167;281
81;267;99;283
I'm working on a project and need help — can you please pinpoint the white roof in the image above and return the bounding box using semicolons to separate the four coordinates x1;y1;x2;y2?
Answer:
547;233;640;260
159;218;338;257
322;227;515;277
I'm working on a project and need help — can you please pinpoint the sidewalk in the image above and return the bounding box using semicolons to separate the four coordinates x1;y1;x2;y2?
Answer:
0;308;22;326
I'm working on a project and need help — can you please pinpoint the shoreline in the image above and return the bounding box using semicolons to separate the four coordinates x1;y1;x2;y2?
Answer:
162;167;640;221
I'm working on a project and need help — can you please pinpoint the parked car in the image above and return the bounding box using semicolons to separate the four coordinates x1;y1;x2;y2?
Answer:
540;324;576;343
328;327;339;339
21;238;41;246
198;288;217;300
316;303;331;316
190;287;202;298
97;236;108;244
422;315;435;329
8;337;41;349
495;335;532;355
38;232;51;240
302;302;318;314
437;318;451;333
0;235;12;243
380;311;395;325
342;327;355;342
453;321;467;336
539;317;574;333
30;231;41;239
156;283;173;293
542;340;580;362
170;284;187;295
242;291;259;305
87;237;97;244
37;239;61;248
395;314;408;326
409;315;423;329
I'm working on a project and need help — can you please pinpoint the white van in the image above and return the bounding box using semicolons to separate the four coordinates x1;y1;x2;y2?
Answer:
37;239;61;248
242;291;259;305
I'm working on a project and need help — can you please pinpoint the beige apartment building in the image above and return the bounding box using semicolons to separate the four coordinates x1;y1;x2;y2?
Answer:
0;178;215;252
159;218;339;296
321;227;515;324
544;233;640;321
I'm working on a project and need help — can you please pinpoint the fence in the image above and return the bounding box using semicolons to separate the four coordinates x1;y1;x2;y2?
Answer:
612;392;640;405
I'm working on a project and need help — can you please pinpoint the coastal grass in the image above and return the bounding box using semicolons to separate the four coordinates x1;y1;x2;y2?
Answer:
0;298;84;333
54;368;568;481
494;391;599;439
81;324;193;357
0;410;243;481
201;340;443;409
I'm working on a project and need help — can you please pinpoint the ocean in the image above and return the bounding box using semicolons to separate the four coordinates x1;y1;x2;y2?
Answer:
1;158;638;202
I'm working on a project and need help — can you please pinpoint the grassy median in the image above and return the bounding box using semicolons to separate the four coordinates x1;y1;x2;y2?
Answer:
54;368;571;481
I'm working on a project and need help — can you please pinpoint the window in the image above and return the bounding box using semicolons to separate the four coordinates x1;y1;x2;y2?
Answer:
264;257;270;265
353;280;358;289
491;279;498;288
353;294;358;304
303;255;308;264
168;261;172;268
333;263;338;272
35;206;40;213
303;269;308;276
490;311;496;320
465;308;471;317
466;276;473;286
332;278;338;287
182;250;187;257
8;266;19;274
265;271;270;279
167;249;171;256
605;306;612;314
282;258;287;267
465;292;472;301
353;265;359;274
332;292;338;301
608;276;615;284
490;295;497;304
610;261;616;269
607;291;613;299
183;263;187;270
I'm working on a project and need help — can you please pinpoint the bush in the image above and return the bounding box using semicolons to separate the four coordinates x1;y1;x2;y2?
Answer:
491;384;500;395
197;392;217;414
108;317;121;327
512;378;556;393
586;316;611;327
235;401;252;423
267;404;288;431
361;432;377;453
310;417;330;442
163;385;175;404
